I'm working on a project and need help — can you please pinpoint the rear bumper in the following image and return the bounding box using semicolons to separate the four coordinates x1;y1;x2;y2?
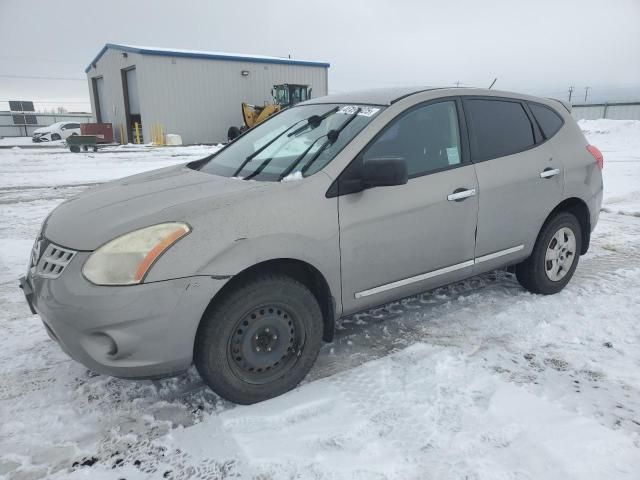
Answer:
21;254;226;379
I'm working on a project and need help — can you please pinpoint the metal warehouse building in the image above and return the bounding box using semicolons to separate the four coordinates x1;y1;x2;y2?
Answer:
86;44;330;144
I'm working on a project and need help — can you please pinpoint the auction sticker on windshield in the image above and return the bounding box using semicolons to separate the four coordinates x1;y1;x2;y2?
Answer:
338;105;381;117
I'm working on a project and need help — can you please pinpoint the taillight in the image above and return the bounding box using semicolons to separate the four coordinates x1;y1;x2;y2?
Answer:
587;145;603;170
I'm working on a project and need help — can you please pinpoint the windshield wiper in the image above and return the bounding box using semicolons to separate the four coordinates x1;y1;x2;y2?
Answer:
286;106;339;138
278;108;361;181
232;117;307;178
232;106;340;178
300;108;361;175
276;134;332;181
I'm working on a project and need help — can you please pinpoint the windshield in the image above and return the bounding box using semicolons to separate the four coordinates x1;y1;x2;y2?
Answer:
198;103;384;181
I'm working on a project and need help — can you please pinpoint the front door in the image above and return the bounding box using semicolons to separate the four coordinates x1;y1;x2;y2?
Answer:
338;99;479;315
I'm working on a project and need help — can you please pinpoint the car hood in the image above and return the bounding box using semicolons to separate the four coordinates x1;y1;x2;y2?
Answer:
33;127;52;134
44;164;270;250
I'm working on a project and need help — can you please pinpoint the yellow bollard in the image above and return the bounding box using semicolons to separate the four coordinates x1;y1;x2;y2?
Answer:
134;122;140;144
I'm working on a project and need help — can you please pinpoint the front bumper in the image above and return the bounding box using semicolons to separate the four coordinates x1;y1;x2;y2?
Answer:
20;252;226;379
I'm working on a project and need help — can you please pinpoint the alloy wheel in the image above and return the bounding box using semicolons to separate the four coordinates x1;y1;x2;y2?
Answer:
544;227;576;281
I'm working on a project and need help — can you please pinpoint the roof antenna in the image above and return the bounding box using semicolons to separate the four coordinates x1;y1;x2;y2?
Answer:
488;78;497;89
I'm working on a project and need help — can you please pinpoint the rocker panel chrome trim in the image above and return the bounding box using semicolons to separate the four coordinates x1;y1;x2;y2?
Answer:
354;245;524;298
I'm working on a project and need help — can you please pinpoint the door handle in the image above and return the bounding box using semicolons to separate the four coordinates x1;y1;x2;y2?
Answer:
447;188;476;201
540;168;560;179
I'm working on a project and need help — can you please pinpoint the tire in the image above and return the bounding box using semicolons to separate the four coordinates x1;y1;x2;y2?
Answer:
51;133;61;141
516;212;582;295
69;146;80;153
194;274;323;404
227;126;241;142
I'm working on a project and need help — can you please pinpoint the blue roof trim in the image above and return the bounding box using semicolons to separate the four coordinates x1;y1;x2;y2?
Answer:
85;43;330;73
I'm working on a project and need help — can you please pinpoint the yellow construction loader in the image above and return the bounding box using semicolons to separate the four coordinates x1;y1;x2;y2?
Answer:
227;84;312;141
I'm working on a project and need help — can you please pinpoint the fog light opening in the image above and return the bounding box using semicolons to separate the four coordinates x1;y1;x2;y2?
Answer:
93;333;118;357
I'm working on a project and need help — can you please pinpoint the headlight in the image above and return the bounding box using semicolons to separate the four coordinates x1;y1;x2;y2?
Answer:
82;222;191;285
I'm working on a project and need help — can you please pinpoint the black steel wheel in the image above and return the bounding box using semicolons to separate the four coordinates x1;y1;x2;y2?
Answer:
194;274;323;404
228;305;304;385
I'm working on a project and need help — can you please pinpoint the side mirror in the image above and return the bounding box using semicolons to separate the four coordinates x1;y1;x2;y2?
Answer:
362;156;408;188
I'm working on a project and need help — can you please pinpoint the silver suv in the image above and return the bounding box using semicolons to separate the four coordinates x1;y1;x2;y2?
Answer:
20;87;604;404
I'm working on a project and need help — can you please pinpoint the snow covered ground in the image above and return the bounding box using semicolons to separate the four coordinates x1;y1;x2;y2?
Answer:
0;121;639;479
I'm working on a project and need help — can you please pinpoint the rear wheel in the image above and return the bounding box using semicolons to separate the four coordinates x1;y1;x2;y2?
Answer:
516;212;582;294
194;274;323;404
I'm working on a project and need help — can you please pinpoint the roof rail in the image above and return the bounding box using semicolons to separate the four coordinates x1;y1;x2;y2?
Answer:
548;97;572;113
390;88;441;105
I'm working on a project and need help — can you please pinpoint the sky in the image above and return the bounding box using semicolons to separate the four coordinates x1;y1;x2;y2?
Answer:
1;0;639;112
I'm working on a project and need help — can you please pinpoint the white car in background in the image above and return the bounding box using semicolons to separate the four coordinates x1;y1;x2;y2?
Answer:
32;122;81;142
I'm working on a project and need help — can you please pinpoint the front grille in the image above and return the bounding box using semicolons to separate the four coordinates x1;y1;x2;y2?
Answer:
35;242;76;279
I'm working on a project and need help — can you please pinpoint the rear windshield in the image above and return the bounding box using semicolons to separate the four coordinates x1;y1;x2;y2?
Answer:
198;103;383;182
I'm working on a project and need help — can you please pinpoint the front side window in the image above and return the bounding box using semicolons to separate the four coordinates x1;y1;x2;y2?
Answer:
528;103;564;140
199;104;383;181
464;99;535;161
362;101;462;177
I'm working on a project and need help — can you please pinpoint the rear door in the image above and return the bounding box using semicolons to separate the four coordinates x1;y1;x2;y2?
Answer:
338;99;479;315
463;97;563;271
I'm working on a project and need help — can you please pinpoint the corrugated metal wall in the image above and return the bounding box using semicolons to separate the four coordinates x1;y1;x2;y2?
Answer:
571;103;640;121
87;48;329;144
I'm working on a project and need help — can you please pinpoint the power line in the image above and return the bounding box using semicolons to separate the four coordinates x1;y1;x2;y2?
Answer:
0;100;90;104
0;74;86;81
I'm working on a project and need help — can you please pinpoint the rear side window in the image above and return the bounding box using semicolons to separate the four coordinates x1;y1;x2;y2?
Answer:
528;103;563;140
464;99;535;161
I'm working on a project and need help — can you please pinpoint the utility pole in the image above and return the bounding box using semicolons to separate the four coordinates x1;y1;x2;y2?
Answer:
455;80;460;88
568;86;574;102
584;86;590;103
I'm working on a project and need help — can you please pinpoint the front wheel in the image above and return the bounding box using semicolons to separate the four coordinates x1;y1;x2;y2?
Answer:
194;274;323;404
51;133;61;141
516;212;582;294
